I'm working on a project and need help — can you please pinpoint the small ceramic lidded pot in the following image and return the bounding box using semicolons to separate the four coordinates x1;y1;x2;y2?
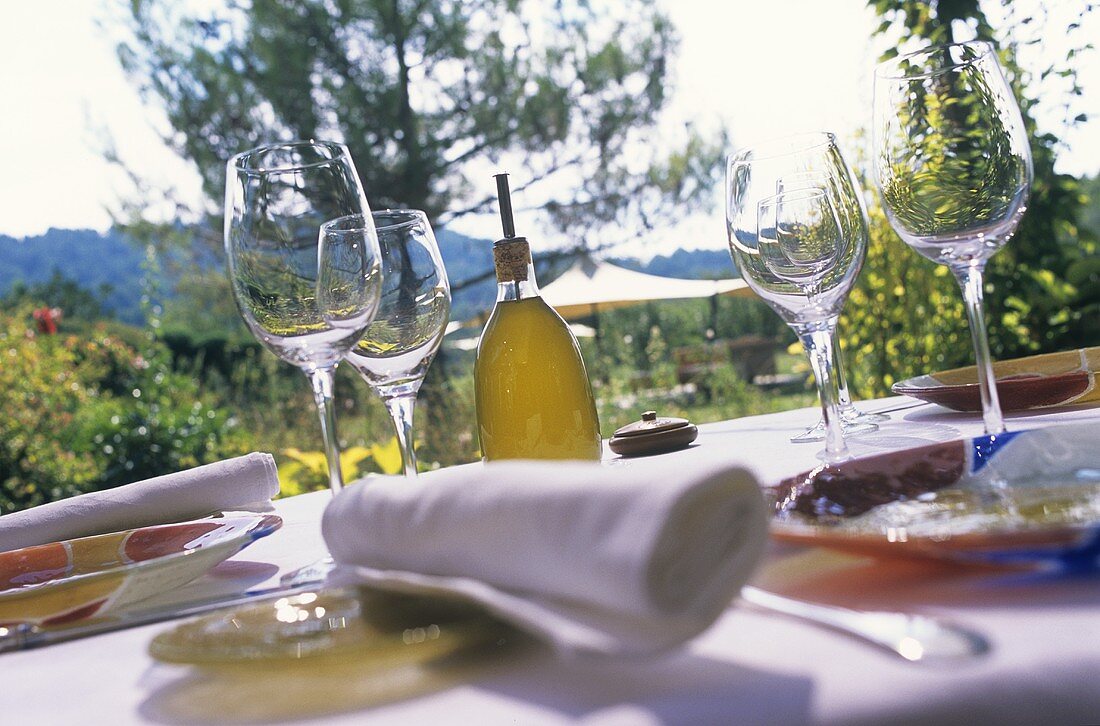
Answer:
609;411;698;457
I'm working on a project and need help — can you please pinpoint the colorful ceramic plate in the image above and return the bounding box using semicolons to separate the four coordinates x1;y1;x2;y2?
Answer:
891;347;1099;412
0;514;281;626
770;422;1100;566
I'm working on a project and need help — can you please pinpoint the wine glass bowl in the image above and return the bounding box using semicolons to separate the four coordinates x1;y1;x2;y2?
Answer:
873;41;1033;434
757;188;842;296
728;135;866;329
874;42;1031;266
339;210;451;477
226;140;381;495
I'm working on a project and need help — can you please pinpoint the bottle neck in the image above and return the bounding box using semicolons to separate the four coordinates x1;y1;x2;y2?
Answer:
496;265;540;302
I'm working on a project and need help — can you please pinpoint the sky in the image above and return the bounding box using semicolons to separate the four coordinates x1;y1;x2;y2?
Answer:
1;0;1097;258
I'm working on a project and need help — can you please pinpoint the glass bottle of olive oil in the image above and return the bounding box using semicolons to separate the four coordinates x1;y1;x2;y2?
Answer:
474;174;602;461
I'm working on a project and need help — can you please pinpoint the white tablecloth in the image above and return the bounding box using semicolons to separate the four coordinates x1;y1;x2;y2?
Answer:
6;397;1100;725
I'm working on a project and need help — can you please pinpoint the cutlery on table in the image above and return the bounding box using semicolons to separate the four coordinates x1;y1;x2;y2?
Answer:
740;586;989;663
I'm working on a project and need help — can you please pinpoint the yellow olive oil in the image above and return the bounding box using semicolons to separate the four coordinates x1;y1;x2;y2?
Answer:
475;296;602;461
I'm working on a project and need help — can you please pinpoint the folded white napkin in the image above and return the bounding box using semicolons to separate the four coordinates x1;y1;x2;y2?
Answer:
0;453;280;553
322;459;767;657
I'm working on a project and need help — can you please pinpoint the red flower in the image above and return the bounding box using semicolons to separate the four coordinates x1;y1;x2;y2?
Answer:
32;307;62;335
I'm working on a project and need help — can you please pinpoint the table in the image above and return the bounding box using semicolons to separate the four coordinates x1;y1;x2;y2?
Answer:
6;397;1100;724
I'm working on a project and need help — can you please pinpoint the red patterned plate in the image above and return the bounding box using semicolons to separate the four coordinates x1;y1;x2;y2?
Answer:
0;514;281;626
891;347;1099;412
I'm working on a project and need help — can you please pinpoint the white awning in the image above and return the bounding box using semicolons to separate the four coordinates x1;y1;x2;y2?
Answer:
539;255;754;320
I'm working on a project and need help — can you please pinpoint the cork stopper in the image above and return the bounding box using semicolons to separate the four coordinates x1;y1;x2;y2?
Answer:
493;239;530;282
492;172;531;282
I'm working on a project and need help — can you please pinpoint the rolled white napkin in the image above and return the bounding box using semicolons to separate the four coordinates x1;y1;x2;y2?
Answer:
322;459;767;656
0;453;280;553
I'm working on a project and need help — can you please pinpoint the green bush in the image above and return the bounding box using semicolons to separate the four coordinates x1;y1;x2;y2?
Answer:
0;306;247;513
695;364;764;411
838;201;970;397
839;193;1096;400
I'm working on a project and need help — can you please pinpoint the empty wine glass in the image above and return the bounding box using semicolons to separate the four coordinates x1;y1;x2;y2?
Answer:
873;41;1032;435
775;172;887;441
337;210;451;477
727;133;869;460
226;141;383;494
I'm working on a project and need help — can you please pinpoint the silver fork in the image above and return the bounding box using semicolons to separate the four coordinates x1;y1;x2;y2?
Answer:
740;586;989;662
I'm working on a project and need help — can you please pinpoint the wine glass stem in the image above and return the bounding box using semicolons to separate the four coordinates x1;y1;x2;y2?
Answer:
831;333;853;409
383;394;419;477
951;262;1006;435
307;366;345;495
796;321;848;460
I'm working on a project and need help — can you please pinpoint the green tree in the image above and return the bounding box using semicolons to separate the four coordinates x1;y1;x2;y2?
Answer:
842;0;1098;397
1;270;113;323
115;0;723;248
1070;173;1100;342
840;195;970;394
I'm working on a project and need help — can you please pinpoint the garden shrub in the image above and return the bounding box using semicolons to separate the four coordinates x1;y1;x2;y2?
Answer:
0;305;247;513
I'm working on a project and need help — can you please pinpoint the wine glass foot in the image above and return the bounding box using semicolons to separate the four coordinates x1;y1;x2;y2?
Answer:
280;556;335;588
844;406;890;424
791;418;878;443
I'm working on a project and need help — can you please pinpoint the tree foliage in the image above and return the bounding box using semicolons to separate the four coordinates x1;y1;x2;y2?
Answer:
840;192;970;394
116;0;724;249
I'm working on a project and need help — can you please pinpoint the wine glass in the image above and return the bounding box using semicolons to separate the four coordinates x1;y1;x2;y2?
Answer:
225;140;383;494
336;210;451;477
727;133;869;460
776;172;887;441
873;41;1032;435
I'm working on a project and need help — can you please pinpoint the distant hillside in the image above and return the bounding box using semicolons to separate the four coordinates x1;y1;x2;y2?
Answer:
0;227;741;325
0;229;147;324
434;229;496;321
613;248;738;280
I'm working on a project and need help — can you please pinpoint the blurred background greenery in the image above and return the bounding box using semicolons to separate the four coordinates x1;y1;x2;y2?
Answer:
2;0;1097;512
